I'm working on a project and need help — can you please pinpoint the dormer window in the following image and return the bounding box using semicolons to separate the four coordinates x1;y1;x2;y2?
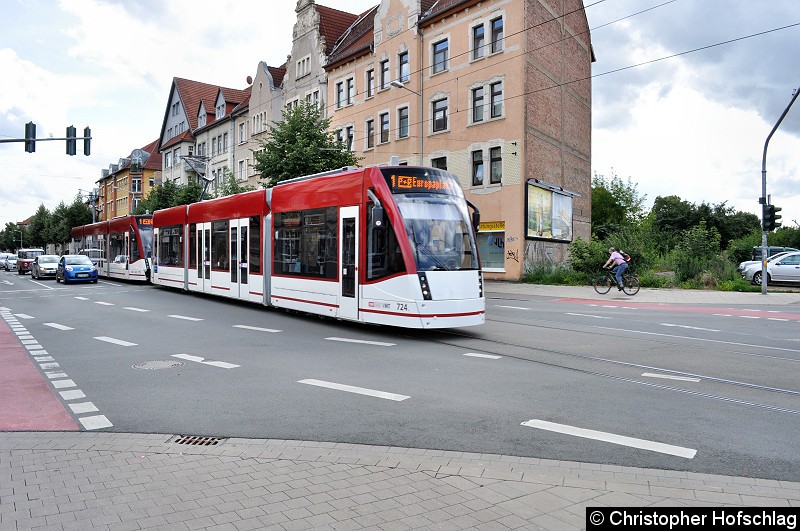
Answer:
198;111;206;128
216;102;225;119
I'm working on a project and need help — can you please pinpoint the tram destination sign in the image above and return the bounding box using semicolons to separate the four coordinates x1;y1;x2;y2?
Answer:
383;169;461;195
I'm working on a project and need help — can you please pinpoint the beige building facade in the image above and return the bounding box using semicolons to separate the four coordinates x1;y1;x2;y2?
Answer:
325;0;593;280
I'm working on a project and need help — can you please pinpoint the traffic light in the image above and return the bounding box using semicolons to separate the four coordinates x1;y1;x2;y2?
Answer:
763;204;783;231
83;127;91;156
24;121;36;153
66;125;77;155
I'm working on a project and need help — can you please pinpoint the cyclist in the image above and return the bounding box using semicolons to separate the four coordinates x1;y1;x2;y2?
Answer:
603;247;629;291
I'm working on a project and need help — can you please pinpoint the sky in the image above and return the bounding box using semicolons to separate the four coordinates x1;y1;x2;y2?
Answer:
1;0;799;230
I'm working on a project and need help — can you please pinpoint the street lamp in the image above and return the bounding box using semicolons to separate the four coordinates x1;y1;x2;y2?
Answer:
14;229;23;249
390;80;424;166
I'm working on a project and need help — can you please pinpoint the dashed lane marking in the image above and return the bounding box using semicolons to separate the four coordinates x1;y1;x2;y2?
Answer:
59;390;86;400
299;379;410;401
660;323;720;332
69;402;99;414
495;305;531;310
566;313;610;319
94;301;114;306
124;307;149;312
44;323;74;330
642;372;702;383
324;337;396;347
464;353;503;359
168;314;204;321
172;354;239;369
521;419;696;459
234;325;282;333
51;379;77;389
94;336;137;347
15;314;34;319
74;297;89;300
79;415;113;430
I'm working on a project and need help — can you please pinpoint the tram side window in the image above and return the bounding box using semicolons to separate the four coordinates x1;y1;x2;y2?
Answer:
158;225;182;266
189;224;197;268
249;216;260;274
210;220;229;270
367;202;405;280
273;208;336;278
109;232;125;262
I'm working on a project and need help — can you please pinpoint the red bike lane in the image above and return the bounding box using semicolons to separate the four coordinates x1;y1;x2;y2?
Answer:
0;318;78;431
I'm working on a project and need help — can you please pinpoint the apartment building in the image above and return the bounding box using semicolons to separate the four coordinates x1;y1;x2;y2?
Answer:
96;139;162;221
324;0;593;280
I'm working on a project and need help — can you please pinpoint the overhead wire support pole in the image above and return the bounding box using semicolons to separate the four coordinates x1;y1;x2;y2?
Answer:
760;85;800;295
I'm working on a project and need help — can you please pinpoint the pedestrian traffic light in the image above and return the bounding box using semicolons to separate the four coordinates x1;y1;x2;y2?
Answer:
763;204;782;231
83;127;91;156
24;121;36;153
66;125;77;155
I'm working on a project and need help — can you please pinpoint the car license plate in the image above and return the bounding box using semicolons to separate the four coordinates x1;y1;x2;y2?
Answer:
77;273;89;278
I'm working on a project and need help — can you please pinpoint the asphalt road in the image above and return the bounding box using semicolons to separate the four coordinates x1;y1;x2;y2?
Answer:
2;270;799;482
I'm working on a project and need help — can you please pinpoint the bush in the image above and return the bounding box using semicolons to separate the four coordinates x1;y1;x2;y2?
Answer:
523;263;591;285
635;269;677;288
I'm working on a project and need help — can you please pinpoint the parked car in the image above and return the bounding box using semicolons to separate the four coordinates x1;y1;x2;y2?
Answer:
751;246;799;261
0;252;14;270
16;248;45;275
2;254;17;271
56;254;98;283
744;252;800;285
31;254;60;279
737;251;792;274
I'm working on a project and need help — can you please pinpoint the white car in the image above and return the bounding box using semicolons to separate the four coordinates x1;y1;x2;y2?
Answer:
744;252;800;285
737;251;791;274
1;253;17;271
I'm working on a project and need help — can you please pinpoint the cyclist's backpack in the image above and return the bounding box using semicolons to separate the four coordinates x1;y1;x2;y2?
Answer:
620;251;631;263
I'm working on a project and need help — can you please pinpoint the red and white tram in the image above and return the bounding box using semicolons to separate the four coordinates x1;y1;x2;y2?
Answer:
152;166;485;329
70;215;153;282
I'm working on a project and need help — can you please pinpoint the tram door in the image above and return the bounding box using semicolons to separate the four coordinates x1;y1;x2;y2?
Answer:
339;206;359;320
196;223;212;294
229;218;249;299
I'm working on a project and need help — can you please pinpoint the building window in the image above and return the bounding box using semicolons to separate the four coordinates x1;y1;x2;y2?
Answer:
216;102;225;118
346;77;354;105
491;17;504;53
491;81;503;118
431;157;447;170
432;98;448;132
238;123;246;143
398;107;409;139
399;51;409;82
472;150;484;186
312;90;320;108
478;230;505;270
380;60;390;90
432;40;449;74
172;102;179;116
366;119;375;149
346;126;354;151
472;25;485;60
490;147;502;184
336;81;344;108
223;133;228;153
379;112;390;143
238;160;246;181
472;87;484;123
296;56;311;78
366;69;375;97
335;128;344;144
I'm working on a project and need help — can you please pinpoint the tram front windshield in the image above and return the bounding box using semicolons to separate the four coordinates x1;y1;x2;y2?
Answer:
394;194;479;271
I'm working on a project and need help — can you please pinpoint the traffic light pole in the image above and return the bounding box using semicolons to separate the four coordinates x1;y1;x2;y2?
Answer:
760;85;799;295
1;122;91;155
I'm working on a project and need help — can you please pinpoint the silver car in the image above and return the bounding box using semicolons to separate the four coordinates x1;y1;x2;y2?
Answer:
744;252;800;284
32;254;60;279
736;251;791;274
2;253;17;271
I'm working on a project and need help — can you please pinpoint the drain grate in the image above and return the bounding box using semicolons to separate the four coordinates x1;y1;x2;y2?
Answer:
172;435;226;446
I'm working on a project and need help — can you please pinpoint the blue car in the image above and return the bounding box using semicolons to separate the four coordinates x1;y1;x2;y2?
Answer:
57;254;98;283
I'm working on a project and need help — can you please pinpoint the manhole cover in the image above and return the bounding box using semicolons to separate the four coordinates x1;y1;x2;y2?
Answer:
132;360;186;370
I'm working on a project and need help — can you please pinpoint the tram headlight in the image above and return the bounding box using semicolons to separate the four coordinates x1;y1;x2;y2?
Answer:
417;273;432;300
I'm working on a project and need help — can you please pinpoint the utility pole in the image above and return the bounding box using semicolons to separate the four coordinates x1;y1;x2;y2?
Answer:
759;86;800;295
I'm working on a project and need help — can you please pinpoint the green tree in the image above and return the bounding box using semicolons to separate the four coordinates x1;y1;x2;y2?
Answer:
215;168;256;198
591;170;646;239
254;100;361;188
26;205;51;248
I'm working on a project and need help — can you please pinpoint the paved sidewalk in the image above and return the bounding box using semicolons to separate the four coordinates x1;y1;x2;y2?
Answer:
2;432;799;531
3;284;800;530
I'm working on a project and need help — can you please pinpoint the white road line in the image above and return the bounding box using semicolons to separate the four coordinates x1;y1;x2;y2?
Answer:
233;325;282;333
739;315;759;319
59;390;86;400
642;372;702;383
39;362;60;369
768;318;789;321
34;356;55;362
51;379;77;389
298;379;410;401
521;419;696;459
463;353;502;359
28;279;54;289
660;323;720;332
594;326;800;353
124;307;150;312
69;402;99;414
168;314;204;321
712;314;732;317
44;323;74;330
74;296;89;300
79;415;113;430
15;314;34;319
171;354;239;369
495;305;531;310
324;337;396;347
566;313;609;319
94;301;114;306
94;336;137;347
45;372;68;379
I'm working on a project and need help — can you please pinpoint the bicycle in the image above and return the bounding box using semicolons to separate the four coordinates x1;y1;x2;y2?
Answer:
593;267;640;296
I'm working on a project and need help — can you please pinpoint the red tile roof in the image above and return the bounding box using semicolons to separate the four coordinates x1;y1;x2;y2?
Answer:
316;5;359;55
268;64;287;88
139;139;162;170
326;5;378;68
159;129;194;151
173;77;224;132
